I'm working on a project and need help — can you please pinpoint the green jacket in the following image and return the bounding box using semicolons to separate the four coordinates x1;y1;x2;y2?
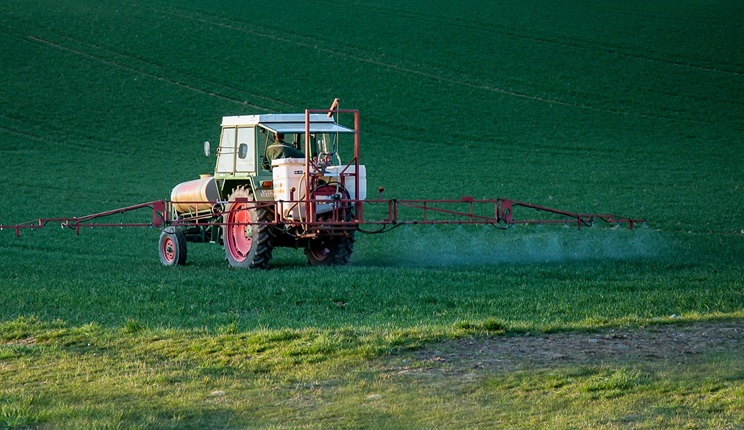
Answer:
263;142;304;169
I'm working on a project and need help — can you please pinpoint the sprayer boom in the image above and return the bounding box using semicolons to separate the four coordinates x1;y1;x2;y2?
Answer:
0;196;643;236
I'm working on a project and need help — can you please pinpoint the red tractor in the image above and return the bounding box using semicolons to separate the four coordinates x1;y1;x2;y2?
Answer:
164;106;365;268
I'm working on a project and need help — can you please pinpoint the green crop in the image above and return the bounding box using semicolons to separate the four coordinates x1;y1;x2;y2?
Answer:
1;0;742;428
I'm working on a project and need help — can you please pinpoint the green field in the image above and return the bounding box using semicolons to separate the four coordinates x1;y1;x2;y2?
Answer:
1;0;743;428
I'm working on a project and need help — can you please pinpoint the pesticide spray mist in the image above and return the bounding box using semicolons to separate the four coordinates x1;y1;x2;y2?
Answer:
381;224;662;267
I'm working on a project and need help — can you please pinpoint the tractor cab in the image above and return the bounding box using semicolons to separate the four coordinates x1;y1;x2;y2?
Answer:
213;113;356;202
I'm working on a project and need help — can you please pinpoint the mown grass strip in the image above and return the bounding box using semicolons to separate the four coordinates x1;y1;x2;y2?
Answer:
2;315;742;429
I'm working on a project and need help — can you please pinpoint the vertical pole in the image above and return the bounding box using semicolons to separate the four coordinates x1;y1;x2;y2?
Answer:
354;110;363;222
304;110;313;229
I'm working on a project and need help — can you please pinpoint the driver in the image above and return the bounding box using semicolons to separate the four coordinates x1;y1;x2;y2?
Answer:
264;133;304;169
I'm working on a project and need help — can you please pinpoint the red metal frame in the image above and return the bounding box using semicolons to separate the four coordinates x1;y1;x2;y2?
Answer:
302;108;362;231
0;107;644;237
0;196;643;237
0;201;167;237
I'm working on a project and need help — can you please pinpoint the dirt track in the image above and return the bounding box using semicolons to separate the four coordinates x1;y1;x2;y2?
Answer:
410;320;743;373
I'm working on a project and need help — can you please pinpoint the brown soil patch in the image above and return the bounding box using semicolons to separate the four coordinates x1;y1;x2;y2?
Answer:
4;336;36;346
404;320;743;374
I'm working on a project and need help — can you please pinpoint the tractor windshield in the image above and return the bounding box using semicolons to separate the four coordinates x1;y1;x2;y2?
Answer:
258;128;349;171
255;114;354;171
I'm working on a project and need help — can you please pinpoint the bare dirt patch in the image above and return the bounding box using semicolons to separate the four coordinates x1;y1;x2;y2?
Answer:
3;336;36;346
405;320;743;374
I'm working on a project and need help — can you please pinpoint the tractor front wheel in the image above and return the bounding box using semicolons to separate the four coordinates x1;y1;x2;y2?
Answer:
158;227;187;266
223;186;273;269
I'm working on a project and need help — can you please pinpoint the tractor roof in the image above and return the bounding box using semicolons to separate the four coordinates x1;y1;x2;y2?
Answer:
221;113;354;134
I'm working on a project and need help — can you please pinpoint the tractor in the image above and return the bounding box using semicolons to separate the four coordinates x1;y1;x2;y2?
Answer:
162;106;366;268
1;103;644;267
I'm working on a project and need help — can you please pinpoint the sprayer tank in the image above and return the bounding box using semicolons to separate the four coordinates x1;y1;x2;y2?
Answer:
271;158;366;219
170;175;218;215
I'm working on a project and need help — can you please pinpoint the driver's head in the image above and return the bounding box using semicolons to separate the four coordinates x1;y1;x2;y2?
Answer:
275;133;284;142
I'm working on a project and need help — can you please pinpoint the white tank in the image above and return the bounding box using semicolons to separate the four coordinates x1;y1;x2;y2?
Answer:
325;165;367;200
272;159;366;219
271;158;306;203
170;175;218;215
272;158;308;219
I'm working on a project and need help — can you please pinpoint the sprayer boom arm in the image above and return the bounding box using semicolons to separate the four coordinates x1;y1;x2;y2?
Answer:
0;201;167;237
0;197;643;237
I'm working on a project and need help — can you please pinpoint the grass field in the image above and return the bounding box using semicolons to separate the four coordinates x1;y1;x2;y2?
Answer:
1;0;743;428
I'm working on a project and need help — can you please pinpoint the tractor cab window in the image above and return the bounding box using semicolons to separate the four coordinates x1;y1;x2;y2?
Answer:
216;126;257;174
314;132;340;166
234;127;255;172
256;127;342;171
259;128;307;171
216;127;236;173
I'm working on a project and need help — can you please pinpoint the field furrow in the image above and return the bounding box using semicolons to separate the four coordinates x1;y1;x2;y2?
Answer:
320;0;744;75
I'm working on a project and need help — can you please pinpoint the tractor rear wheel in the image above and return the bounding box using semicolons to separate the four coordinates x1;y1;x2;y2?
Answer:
158;227;187;266
305;232;355;266
223;186;273;269
305;183;355;266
